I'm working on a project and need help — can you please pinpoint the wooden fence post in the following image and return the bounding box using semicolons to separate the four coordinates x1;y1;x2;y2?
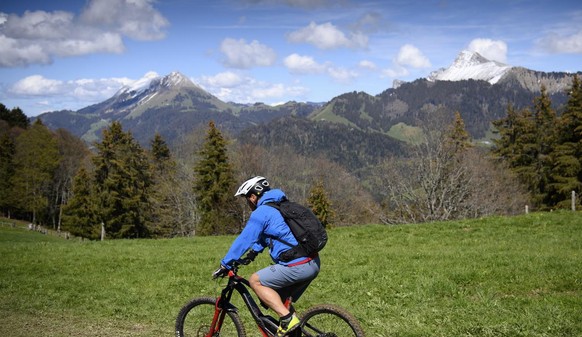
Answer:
525;205;529;214
573;191;577;212
101;222;105;241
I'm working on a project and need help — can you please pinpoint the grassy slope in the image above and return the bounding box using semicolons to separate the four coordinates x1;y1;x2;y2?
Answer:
1;212;581;337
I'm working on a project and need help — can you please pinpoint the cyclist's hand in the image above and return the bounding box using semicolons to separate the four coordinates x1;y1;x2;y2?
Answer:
239;250;258;265
212;265;228;279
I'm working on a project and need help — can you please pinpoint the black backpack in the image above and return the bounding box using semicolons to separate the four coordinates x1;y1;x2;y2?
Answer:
267;197;328;262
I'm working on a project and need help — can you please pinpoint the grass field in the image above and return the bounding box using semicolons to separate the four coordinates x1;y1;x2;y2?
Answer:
1;211;581;337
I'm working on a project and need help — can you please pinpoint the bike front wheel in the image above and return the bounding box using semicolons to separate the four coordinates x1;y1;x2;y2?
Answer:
175;296;246;337
299;304;365;337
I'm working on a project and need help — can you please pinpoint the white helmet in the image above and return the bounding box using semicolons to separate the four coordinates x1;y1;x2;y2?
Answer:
235;176;270;197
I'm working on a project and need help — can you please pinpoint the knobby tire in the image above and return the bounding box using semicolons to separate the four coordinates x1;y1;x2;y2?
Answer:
175;297;246;337
300;304;365;337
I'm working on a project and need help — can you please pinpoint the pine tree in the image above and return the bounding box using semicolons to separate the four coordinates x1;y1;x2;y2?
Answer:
62;167;99;239
0;104;29;129
11;119;60;223
0;133;16;216
193;121;238;235
548;75;582;208
493;91;558;209
528;86;558;207
447;111;472;154
307;179;334;229
492;104;519;162
92;121;153;238
151;133;171;168
148;133;180;237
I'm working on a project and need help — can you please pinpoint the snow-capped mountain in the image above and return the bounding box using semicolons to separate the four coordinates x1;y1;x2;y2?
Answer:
108;71;215;117
427;50;513;84
37;71;320;145
115;71;199;98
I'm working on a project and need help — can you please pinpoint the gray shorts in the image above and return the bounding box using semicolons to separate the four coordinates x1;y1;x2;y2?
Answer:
257;257;320;302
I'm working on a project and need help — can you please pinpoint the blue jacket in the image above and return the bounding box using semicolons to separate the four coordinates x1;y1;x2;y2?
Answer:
221;189;304;267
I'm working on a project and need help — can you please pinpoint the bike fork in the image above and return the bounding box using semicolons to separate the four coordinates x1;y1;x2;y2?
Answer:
205;298;228;337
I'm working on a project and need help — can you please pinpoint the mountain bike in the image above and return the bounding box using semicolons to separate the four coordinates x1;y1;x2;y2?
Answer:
175;260;365;337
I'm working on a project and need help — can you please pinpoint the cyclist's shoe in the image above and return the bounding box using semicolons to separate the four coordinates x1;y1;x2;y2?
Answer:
277;314;300;337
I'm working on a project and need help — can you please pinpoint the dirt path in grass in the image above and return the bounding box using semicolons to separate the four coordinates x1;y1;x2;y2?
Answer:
0;310;168;337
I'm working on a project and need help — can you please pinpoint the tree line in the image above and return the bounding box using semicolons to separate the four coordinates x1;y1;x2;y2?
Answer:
1;113;337;239
492;76;582;209
1;75;580;239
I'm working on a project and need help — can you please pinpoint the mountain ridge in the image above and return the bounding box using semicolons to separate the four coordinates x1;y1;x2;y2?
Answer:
427;50;513;84
35;52;580;155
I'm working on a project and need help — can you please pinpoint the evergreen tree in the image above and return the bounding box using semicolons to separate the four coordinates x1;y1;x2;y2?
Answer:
493;90;557;209
148;133;180;237
447;111;472;154
548;75;582;208
92;121;153;238
0;104;29;129
151;132;171;165
193;121;238;235
492;104;519;162
307;179;334;229
62;167;99;239
0;133;16;216
11;119;60;223
531;86;557;206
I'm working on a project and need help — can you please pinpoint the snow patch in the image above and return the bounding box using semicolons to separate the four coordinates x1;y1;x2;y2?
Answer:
427;50;512;84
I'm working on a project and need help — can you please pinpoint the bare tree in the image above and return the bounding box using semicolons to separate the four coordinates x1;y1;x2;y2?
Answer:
231;143;380;226
378;111;529;224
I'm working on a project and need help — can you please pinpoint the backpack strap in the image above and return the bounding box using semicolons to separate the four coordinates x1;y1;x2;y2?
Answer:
265;199;296;248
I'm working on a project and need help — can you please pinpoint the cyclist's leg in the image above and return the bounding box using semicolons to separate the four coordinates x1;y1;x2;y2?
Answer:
250;272;290;317
256;256;320;307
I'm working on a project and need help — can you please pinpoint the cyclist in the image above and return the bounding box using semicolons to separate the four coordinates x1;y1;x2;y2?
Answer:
213;176;321;337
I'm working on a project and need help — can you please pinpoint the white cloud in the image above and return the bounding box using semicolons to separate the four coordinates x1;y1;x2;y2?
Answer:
0;0;168;67
395;44;431;68
467;38;508;63
243;0;344;10
10;75;64;95
326;66;358;83
9;74;131;99
0;35;51;67
80;0;169;40
220;38;277;69
284;53;359;83
198;71;243;88
358;60;377;70
287;21;368;50
197;73;308;104
284;54;326;74
382;65;409;78
537;30;582;54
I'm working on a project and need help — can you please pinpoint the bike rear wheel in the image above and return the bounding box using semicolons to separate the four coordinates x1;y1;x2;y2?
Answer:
175;296;246;337
299;304;365;337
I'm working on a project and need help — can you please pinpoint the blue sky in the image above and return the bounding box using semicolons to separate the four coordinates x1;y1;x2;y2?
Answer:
1;0;581;117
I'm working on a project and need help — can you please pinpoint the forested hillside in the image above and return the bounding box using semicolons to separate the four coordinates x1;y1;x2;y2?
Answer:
239;116;409;172
313;77;572;139
1;75;581;239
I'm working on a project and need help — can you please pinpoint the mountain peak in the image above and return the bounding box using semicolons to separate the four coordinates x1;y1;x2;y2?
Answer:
115;71;197;97
160;71;195;88
427;50;513;84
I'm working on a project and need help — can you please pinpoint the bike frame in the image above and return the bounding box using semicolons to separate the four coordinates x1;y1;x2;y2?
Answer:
208;269;292;337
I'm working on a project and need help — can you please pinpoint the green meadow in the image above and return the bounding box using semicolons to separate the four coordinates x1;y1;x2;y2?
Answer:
1;212;581;337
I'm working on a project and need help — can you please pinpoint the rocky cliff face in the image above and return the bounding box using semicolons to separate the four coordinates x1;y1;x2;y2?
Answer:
500;67;578;94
